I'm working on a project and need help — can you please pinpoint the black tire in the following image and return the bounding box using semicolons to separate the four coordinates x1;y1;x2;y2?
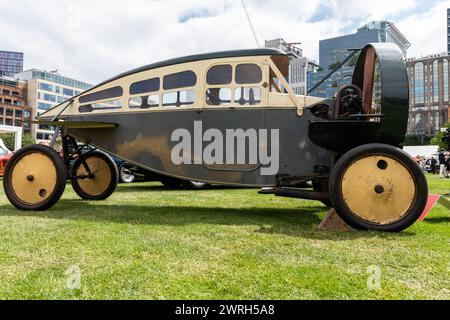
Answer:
118;163;135;183
71;151;118;200
160;177;183;189
3;144;67;211
183;180;211;190
329;143;428;232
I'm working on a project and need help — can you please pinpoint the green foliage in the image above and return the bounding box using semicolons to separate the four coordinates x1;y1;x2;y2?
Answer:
21;133;35;147
0;133;15;150
430;131;448;150
428;123;450;150
404;134;430;146
0;132;35;151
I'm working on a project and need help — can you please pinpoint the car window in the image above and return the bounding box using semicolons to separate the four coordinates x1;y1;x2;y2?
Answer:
236;64;262;84
130;77;160;95
163;71;197;90
207;65;232;85
79;86;123;104
163;90;195;107
235;87;261;105
206;88;232;106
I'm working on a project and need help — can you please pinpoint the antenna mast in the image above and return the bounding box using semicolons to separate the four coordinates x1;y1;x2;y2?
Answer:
241;0;262;48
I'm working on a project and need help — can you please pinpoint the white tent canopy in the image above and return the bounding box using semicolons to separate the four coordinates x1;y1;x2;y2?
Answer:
0;125;22;151
403;145;440;159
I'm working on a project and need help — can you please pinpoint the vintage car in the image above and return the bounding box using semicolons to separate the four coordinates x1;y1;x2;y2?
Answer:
0;138;13;176
0;146;13;176
2;43;428;232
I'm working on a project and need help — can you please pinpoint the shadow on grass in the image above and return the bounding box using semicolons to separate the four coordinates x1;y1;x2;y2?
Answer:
423;217;450;224
0;198;416;240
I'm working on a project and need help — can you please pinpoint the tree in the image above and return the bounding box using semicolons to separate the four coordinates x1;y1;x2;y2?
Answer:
0;132;35;151
328;61;341;70
22;133;35;147
404;134;430;146
404;134;421;146
430;123;450;150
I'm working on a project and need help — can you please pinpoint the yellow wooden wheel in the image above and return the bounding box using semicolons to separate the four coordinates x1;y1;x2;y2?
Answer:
3;145;67;211
71;151;118;200
329;144;428;232
341;155;416;225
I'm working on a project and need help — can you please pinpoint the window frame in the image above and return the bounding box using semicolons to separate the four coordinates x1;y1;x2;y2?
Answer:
73;57;270;115
203;61;267;108
162;89;196;108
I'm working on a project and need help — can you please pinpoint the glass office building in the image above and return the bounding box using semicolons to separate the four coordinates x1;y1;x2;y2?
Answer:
0;51;24;78
310;21;410;98
15;69;92;142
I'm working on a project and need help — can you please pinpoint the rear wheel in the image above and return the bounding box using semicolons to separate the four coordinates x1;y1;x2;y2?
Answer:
3;144;67;211
71;151;118;200
329;144;428;232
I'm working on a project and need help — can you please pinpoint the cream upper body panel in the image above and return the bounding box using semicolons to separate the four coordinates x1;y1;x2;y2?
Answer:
38;54;329;120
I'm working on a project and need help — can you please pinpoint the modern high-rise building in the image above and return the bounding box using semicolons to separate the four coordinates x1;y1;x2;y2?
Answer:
0;51;24;78
406;53;450;136
265;38;309;95
311;21;410;98
319;21;410;70
15;69;91;142
0;77;31;133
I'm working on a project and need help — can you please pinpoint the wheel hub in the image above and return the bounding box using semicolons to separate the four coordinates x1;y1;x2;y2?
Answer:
374;184;384;194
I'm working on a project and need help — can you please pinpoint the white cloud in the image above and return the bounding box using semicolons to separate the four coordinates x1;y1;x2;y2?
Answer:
397;1;450;57
0;0;448;84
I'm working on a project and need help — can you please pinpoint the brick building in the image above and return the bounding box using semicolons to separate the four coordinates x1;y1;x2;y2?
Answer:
0;77;32;134
406;53;450;135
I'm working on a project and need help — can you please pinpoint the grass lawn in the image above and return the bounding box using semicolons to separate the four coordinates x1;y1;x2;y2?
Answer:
0;174;448;300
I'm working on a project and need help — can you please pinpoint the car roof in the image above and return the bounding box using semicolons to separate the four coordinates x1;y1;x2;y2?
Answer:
38;48;287;118
85;48;286;95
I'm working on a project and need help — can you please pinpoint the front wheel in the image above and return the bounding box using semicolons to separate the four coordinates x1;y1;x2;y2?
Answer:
71;151;118;200
3;144;67;211
329;144;428;232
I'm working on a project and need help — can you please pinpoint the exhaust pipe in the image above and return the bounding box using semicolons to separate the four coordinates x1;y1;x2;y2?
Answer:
275;187;330;202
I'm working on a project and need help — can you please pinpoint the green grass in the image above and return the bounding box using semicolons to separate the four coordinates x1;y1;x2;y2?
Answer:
0;175;448;300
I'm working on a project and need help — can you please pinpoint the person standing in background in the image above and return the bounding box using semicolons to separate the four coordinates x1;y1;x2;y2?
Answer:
445;154;450;178
430;157;437;174
438;151;447;178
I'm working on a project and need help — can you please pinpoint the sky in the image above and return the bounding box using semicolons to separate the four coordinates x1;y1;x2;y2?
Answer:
1;0;449;85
